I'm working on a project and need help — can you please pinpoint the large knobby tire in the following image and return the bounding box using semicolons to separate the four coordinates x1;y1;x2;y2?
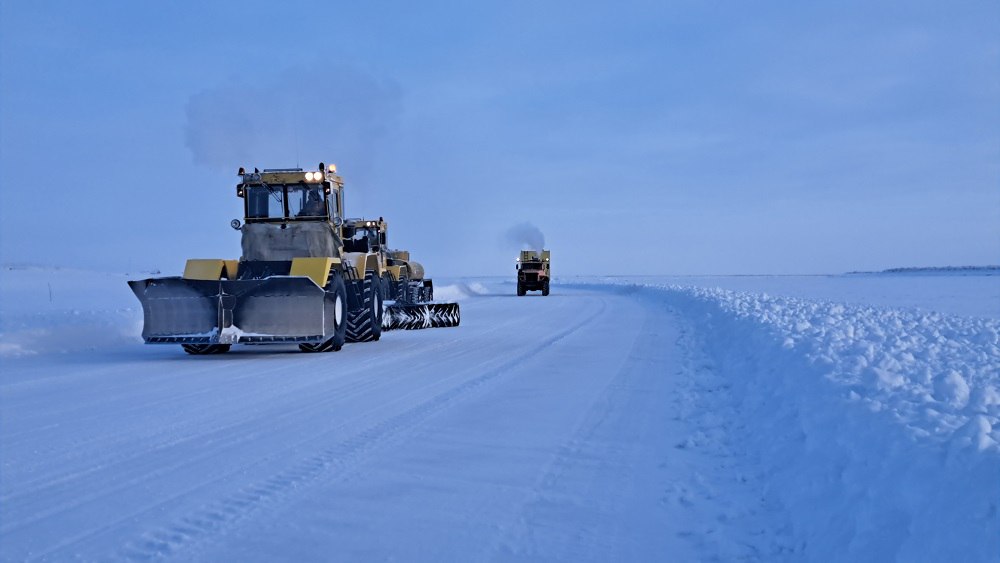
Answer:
381;273;394;301
299;271;348;353
396;268;411;303
542;281;550;296
345;271;384;343
182;344;231;355
517;282;526;296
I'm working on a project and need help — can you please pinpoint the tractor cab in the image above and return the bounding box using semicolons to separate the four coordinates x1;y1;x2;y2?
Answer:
237;164;345;224
342;218;387;254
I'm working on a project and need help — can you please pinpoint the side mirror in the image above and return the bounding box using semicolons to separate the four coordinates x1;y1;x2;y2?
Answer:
230;219;242;230
332;216;344;227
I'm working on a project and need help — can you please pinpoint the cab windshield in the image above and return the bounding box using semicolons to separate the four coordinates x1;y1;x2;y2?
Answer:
245;184;329;221
290;186;327;218
343;226;380;253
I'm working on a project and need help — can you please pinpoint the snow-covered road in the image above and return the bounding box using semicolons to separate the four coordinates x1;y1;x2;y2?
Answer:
3;271;998;561
2;284;778;561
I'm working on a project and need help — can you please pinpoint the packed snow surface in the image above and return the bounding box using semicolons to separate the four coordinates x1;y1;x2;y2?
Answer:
1;266;997;561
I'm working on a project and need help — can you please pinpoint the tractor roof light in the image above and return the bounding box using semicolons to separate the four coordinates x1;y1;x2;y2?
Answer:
327;163;337;174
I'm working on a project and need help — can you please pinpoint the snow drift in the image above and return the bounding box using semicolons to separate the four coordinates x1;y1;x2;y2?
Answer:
635;284;1000;561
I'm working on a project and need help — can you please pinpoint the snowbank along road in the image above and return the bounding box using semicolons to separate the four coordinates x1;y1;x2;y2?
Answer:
1;271;998;561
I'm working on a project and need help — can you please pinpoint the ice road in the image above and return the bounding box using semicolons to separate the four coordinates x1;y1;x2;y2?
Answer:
2;272;997;561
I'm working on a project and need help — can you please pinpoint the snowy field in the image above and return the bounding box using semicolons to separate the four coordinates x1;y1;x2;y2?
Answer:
1;266;998;561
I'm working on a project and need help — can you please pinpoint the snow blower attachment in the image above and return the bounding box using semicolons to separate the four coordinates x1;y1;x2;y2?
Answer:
128;163;459;355
383;302;461;330
341;219;460;332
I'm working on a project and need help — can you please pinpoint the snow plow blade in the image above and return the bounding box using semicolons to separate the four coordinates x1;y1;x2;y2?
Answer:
383;302;461;331
128;277;335;344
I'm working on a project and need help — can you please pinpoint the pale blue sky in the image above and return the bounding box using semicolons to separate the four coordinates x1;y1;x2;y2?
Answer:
2;1;997;275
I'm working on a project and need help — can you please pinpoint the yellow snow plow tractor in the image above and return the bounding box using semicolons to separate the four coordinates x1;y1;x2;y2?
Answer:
516;250;550;296
128;163;456;355
341;218;458;330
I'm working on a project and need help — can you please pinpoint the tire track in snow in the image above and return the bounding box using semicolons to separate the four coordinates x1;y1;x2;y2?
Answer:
27;297;605;561
489;289;792;561
117;297;608;561
3;318;505;508
3;329;496;555
488;292;665;560
5;354;412;503
2;291;547;556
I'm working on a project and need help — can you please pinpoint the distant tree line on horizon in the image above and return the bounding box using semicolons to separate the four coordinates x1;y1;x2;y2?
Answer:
847;265;1000;275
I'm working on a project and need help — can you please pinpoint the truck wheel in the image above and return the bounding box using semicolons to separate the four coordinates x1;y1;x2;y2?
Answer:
345;271;383;342
299;271;347;352
542;281;550;296
517;282;525;296
182;344;231;355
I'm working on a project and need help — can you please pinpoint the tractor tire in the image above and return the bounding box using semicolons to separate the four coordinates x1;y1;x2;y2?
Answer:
299;271;348;352
182;344;231;355
397;273;410;303
345;271;384;342
517;282;526;296
298;339;336;353
381;273;394;301
542;281;550;296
